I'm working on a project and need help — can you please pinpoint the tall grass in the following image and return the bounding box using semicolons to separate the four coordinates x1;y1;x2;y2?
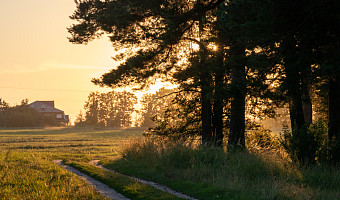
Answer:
1;127;339;199
0;127;144;199
0;151;108;200
103;136;340;200
68;161;183;200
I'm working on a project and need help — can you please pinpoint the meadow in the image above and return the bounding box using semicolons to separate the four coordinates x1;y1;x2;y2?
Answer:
104;139;340;200
1;127;340;200
0;127;147;200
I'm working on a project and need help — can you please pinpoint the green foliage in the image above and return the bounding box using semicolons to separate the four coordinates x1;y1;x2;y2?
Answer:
0;99;61;127
0;104;55;128
138;88;175;127
68;0;340;164
0;128;147;199
145;92;202;140
1;128;339;199
281;120;330;163
105;139;340;199
80;91;137;127
0;127;144;160
68;0;234;145
108;141;229;199
0;98;9;110
74;111;86;127
301;164;340;192
0;151;107;200
246;128;281;151
68;161;182;200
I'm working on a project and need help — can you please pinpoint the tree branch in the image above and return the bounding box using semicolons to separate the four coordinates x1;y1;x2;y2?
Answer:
156;89;200;99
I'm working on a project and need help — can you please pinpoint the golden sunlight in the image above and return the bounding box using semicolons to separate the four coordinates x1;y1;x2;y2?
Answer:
207;43;218;51
192;43;200;51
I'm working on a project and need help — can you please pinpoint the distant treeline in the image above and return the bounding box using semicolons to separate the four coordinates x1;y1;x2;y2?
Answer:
0;98;58;127
75;88;174;128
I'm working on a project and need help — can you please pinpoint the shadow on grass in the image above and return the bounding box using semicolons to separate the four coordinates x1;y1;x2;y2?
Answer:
102;140;340;200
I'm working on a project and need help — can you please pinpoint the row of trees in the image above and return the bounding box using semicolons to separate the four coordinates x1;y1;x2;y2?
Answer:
75;91;137;127
76;89;174;128
69;0;339;163
0;98;58;127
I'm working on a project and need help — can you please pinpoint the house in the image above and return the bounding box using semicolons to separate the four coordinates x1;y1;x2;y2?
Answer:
29;101;69;125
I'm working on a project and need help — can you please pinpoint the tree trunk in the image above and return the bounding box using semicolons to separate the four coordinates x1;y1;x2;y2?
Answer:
302;95;312;126
287;71;306;133
288;96;305;133
329;72;340;162
212;2;226;147
228;45;246;149
282;40;306;133
328;73;340;140
301;65;313;126
201;68;213;145
212;52;224;147
283;40;311;163
198;7;213;145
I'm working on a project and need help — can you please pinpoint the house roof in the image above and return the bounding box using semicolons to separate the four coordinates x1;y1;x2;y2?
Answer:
29;101;64;113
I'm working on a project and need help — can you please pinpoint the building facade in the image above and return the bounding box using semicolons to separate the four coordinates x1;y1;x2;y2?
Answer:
29;101;69;125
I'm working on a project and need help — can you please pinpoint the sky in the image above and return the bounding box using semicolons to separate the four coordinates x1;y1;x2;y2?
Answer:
0;0;148;124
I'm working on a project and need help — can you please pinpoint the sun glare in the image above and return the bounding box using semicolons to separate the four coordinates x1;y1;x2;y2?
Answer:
190;42;217;52
192;43;200;51
148;79;178;94
207;43;218;51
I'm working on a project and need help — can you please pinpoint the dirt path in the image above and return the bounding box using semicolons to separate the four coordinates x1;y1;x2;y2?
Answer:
90;160;199;200
52;160;130;200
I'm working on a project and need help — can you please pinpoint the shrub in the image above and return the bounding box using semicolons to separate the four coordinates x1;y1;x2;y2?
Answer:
281;120;329;164
0;105;41;127
246;128;281;150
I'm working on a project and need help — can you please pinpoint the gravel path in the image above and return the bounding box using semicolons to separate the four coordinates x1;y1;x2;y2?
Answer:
52;160;130;200
90;160;199;200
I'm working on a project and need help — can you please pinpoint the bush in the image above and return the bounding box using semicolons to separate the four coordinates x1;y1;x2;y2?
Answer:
0;104;60;127
246;128;281;150
281;120;329;164
0;105;40;127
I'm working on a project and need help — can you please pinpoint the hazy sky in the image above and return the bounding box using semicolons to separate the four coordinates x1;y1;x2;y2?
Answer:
0;0;121;123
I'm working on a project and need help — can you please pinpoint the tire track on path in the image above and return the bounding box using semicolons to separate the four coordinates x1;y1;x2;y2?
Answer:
52;160;130;200
90;160;199;200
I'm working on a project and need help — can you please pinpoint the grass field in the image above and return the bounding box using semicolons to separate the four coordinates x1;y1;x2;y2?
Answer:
102;138;340;200
1;127;339;200
0;127;143;155
0;127;145;200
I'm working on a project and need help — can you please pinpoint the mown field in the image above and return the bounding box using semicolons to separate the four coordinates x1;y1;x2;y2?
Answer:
1;127;340;200
0;127;146;200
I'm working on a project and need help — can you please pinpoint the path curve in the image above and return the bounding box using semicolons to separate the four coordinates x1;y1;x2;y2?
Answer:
52;160;130;200
90;160;199;200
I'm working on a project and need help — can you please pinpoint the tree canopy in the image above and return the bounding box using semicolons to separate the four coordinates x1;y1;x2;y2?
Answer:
69;0;340;162
76;90;137;127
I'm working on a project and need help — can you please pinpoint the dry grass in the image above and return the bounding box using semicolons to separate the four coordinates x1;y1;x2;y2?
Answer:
103;136;340;200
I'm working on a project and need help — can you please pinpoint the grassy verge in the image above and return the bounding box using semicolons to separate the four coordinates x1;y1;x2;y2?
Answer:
67;161;183;200
0;151;108;200
102;139;340;200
